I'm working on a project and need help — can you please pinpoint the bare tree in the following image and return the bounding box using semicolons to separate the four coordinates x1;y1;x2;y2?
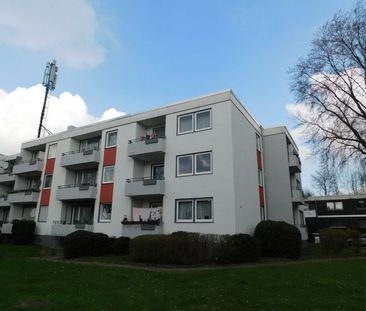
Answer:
290;2;366;164
311;156;339;195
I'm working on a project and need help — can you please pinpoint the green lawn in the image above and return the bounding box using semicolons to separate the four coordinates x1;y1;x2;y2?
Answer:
1;244;366;310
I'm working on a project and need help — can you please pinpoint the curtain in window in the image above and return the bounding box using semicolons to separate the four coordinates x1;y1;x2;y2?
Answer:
196;200;211;220
196;111;210;129
178;201;192;220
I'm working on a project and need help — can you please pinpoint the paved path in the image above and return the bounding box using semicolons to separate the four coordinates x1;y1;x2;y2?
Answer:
32;256;366;273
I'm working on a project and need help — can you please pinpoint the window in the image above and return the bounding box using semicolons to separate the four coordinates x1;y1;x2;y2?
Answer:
195;199;213;222
195;110;211;131
80;137;100;152
76;169;97;186
256;134;261;151
258;169;263;186
195;152;212;174
177;109;211;135
102;166;114;183
178;114;193;134
357;200;366;209
99;203;112;222
177;151;212;177
176;198;213;223
260;207;265;221
38;206;48;222
177;155;193;176
48;144;57;159
176;200;193;222
106;130;117;148
326;201;343;210
151;164;164;179
43;175;53;188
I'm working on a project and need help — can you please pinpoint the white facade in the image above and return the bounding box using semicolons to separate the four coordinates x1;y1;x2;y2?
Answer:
0;90;305;244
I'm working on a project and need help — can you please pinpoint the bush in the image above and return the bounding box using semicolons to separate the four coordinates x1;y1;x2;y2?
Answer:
320;228;348;254
130;232;261;265
112;236;131;255
347;230;361;253
254;220;302;259
129;234;170;264
64;231;109;259
11;220;36;245
216;234;262;264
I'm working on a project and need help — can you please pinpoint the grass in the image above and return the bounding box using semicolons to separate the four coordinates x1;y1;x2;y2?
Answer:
1;243;366;310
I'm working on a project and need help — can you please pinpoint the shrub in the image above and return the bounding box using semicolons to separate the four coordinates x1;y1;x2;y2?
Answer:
129;235;170;264
254;220;302;259
216;234;262;264
130;232;261;265
319;228;348;253
64;231;109;259
112;236;131;255
347;230;361;253
11;220;36;245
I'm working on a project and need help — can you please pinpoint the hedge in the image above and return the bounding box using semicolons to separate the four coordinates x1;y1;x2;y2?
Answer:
254;220;302;258
111;236;131;255
216;234;262;264
64;230;109;259
11;220;36;245
130;232;262;265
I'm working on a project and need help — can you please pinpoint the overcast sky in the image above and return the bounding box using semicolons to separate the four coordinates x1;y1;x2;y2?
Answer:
0;0;357;189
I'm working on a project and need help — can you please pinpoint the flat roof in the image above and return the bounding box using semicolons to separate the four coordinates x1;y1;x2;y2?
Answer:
306;193;366;201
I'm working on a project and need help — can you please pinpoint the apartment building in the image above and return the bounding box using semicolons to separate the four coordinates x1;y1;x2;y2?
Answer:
0;90;305;246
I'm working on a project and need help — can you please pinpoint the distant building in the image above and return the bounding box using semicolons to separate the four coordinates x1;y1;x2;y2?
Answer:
0;90;305;246
305;194;366;231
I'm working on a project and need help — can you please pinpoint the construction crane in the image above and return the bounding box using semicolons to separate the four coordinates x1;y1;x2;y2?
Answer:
37;60;58;138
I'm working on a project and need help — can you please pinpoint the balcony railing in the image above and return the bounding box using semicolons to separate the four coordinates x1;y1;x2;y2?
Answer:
289;153;301;173
0;194;10;207
125;176;165;197
60;149;100;169
56;184;97;201
13;158;44;176
127;136;166;162
7;189;40;204
0;172;15;184
51;220;94;236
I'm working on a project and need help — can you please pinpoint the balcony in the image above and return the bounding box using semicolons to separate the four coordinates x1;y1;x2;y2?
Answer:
56;184;97;201
8;189;40;204
1;223;12;234
0;195;10;207
292;189;304;204
60;149;100;169
122;221;163;238
0;172;15;185
51;221;94;236
125;177;165;198
289;153;301;173
13;159;44;177
127;136;166;162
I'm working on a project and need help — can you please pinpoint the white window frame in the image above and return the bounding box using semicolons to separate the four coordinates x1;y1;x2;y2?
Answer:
177;154;194;176
176;200;194;222
43;174;53;189
258;169;263;186
48;144;57;159
102;166;114;184
195;110;212;132
177;114;194;135
256;134;261;151
99;203;112;223
38;206;48;223
105;130;118;148
194;199;213;222
194;152;212;175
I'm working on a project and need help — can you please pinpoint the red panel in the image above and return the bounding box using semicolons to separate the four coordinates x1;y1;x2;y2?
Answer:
100;183;114;203
45;158;55;174
103;147;117;166
40;189;51;206
256;150;262;169
259;186;264;208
